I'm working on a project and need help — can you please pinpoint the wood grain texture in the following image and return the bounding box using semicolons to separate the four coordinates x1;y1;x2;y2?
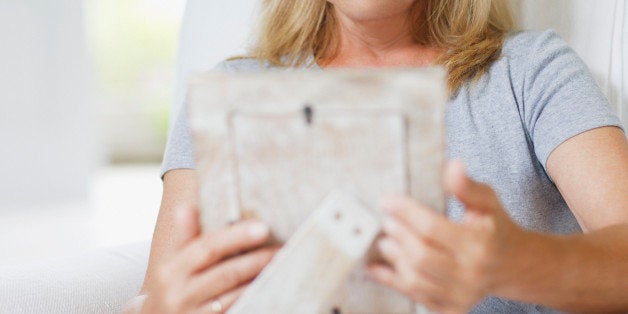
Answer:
189;68;448;313
228;191;381;314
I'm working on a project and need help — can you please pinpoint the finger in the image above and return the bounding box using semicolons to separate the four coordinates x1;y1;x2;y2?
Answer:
383;218;456;281
183;246;278;305
379;195;461;251
382;218;457;282
371;243;472;314
376;238;453;302
174;220;271;274
367;263;450;312
170;205;201;256
376;237;405;268
366;263;398;288
217;284;248;312
193;284;248;314
445;160;500;214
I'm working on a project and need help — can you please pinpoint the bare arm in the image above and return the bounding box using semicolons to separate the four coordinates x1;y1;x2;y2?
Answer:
368;126;628;313
140;169;198;294
498;126;628;311
130;169;278;314
548;126;628;230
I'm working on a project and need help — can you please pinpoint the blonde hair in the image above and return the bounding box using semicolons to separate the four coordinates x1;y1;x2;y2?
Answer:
247;0;515;92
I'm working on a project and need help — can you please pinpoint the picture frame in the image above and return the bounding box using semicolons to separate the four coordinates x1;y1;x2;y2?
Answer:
188;68;448;313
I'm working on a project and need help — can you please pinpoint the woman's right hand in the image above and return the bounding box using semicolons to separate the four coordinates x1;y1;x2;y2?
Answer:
141;205;278;314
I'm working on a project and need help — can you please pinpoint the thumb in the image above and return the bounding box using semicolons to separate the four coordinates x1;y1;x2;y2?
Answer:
173;205;201;251
444;160;500;215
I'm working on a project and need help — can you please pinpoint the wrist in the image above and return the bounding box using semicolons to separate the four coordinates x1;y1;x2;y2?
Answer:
492;230;575;302
487;225;531;297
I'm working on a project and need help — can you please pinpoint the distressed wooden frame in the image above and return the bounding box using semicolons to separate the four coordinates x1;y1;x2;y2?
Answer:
188;68;448;313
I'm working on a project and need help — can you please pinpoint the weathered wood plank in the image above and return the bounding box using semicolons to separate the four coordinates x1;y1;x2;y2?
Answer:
189;68;448;313
228;191;381;314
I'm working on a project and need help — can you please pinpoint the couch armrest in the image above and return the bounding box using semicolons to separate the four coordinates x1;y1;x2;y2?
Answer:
0;241;149;313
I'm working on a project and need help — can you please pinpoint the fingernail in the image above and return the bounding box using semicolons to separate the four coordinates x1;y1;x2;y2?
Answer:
248;222;269;240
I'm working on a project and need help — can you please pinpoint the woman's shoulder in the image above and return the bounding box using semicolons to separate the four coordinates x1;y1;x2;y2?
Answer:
211;57;273;73
212;55;320;73
495;29;590;91
501;29;574;64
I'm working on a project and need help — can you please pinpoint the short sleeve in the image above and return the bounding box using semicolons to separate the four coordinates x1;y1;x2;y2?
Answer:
518;30;624;173
160;61;230;178
160;104;195;178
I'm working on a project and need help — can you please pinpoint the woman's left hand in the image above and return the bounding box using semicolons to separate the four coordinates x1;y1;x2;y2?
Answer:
367;161;527;314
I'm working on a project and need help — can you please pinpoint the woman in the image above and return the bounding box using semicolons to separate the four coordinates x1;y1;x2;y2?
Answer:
132;0;628;313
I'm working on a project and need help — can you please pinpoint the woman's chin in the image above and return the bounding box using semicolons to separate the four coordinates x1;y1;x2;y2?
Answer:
328;0;416;22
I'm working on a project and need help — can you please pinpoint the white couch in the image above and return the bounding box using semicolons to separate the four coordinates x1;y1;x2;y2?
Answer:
1;0;625;312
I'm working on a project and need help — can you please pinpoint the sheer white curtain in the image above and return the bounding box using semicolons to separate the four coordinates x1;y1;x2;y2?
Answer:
0;0;96;207
514;0;627;126
170;0;257;127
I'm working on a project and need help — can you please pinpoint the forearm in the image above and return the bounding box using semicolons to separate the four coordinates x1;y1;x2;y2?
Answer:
140;202;178;294
140;169;198;294
497;224;628;312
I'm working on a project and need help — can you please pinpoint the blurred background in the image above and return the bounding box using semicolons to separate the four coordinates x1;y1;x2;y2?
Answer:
0;0;185;265
0;0;258;267
0;0;626;268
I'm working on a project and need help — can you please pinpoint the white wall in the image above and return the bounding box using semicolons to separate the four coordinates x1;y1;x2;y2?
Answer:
513;0;627;125
170;0;258;121
0;1;98;207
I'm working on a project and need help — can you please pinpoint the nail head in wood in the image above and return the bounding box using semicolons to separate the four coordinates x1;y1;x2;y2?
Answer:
303;104;313;125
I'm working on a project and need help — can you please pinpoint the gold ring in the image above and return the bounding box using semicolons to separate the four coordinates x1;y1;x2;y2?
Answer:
210;299;223;313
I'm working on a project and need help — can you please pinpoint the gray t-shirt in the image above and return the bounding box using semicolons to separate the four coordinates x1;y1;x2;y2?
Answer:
161;30;623;313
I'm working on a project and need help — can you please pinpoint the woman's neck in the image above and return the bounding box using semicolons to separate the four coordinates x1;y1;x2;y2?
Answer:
320;7;440;68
